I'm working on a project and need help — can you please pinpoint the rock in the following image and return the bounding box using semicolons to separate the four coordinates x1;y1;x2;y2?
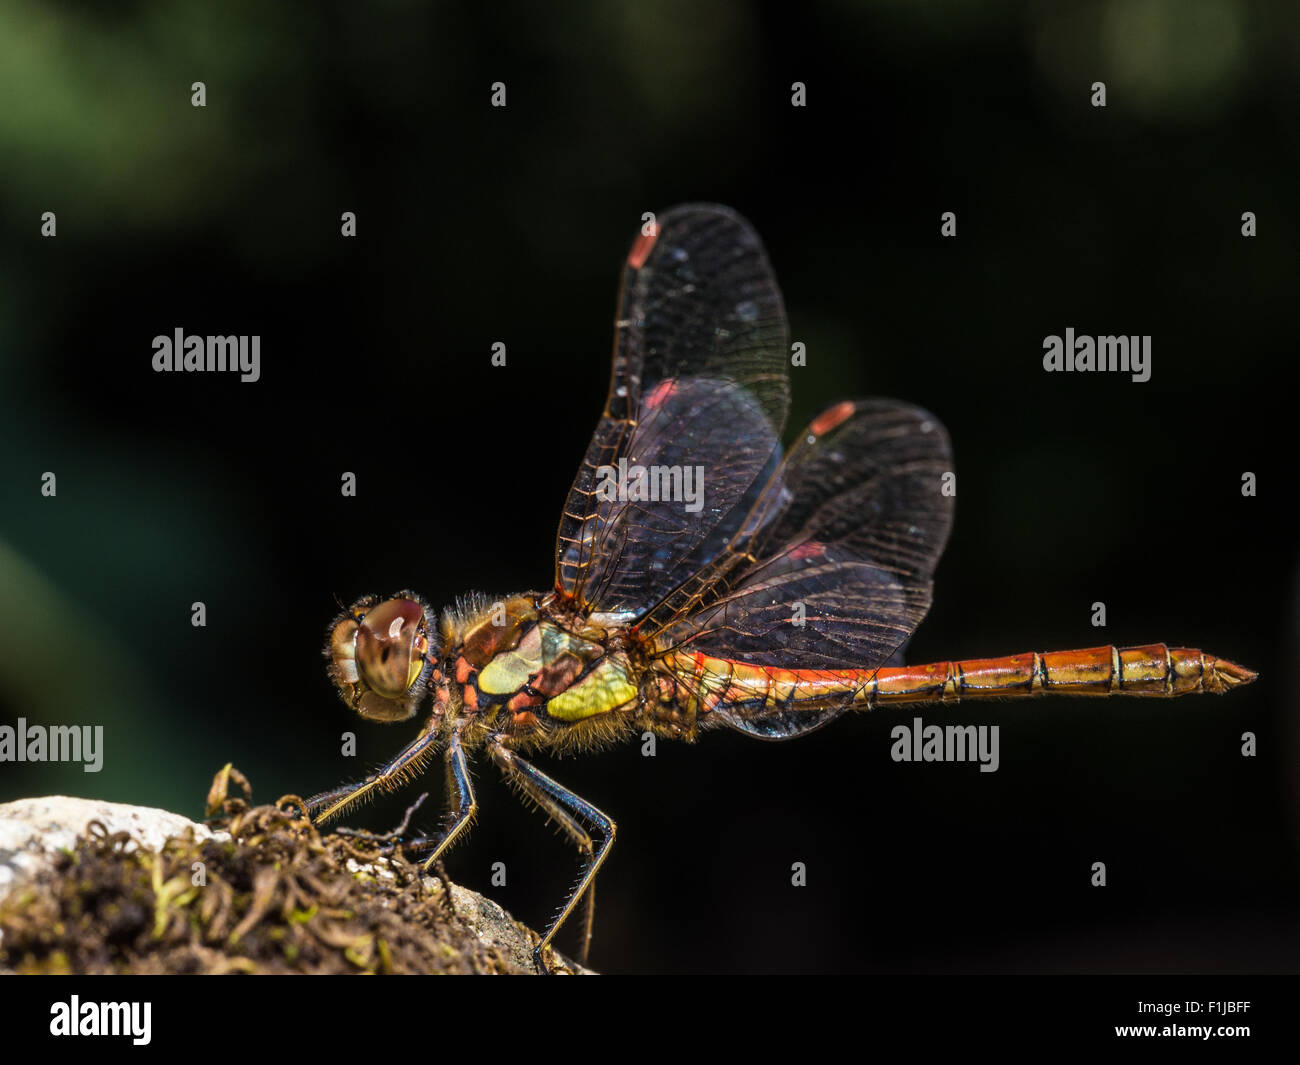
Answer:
0;795;591;975
0;796;221;892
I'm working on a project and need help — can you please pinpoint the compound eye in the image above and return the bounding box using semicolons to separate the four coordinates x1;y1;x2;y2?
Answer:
356;598;429;699
327;616;362;687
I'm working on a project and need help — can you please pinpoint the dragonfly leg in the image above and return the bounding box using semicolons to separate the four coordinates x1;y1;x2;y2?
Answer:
418;732;477;870
311;733;476;865
488;744;598;965
303;726;441;824
488;738;615;972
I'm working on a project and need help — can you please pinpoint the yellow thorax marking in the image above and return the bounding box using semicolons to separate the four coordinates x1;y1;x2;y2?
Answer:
477;625;544;694
547;658;637;721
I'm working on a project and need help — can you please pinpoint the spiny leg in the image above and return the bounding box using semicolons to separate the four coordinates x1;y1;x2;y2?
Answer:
304;727;441;824
489;743;598;965
315;734;476;865
488;739;615;972
418;732;477;870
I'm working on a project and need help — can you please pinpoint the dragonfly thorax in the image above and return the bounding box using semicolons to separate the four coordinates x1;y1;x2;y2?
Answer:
448;594;647;749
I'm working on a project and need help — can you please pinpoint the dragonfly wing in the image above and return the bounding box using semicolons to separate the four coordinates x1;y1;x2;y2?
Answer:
555;205;790;619
647;397;955;676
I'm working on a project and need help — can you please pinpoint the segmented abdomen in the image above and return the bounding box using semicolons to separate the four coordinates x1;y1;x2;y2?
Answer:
662;643;1255;726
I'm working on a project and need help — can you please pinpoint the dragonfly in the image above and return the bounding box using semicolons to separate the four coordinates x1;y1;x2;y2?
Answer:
303;204;1256;970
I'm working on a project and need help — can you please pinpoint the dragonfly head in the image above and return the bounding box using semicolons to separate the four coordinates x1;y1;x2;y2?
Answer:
325;593;437;722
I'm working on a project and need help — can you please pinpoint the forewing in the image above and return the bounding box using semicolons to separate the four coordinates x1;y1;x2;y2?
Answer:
554;205;790;618
645;399;955;671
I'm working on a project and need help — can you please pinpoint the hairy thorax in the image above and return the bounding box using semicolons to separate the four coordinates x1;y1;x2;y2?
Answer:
438;592;699;752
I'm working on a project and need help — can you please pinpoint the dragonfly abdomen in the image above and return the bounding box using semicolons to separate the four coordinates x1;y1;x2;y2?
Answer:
871;644;1256;704
669;643;1256;726
664;653;875;722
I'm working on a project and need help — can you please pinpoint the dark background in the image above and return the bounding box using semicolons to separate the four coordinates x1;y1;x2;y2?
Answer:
1;1;1296;973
